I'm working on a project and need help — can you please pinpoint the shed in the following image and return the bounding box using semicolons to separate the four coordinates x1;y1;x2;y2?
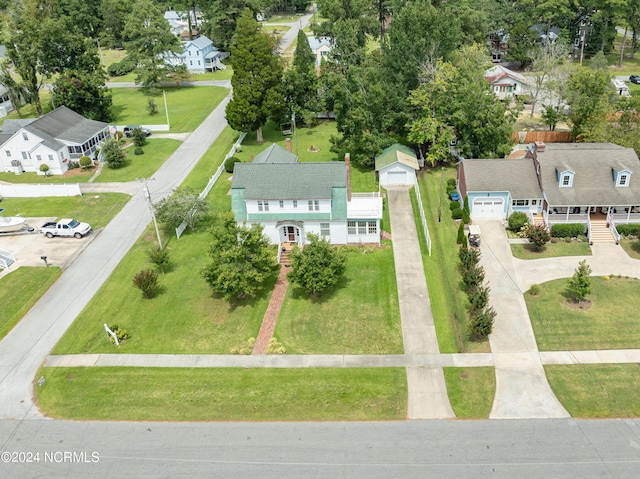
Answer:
375;144;419;186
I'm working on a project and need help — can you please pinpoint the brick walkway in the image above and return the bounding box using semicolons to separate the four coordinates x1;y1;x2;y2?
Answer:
252;265;290;355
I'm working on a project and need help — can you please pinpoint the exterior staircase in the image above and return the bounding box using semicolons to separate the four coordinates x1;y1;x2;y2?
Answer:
532;213;545;227
589;217;617;244
279;243;293;266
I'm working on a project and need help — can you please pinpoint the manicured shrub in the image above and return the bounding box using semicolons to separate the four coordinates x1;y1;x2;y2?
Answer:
79;156;92;169
132;269;159;299
615;224;640;236
449;200;460;211
462;196;471;224
458;245;480;273
468;284;490;315
527;224;551;250
551;223;585;238
527;284;541;296
456;222;465;244
134;147;144;155
39;164;49;175
224;156;241;173
131;127;147;147
468;306;496;339
462;265;485;294
106;56;136;77
447;178;456;187
508;211;528;231
452;208;463;220
106;324;130;344
147;246;171;274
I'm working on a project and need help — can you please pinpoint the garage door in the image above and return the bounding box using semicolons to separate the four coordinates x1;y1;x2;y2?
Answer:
387;170;407;184
473;198;504;219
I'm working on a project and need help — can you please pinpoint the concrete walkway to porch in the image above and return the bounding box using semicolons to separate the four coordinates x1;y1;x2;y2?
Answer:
385;185;455;419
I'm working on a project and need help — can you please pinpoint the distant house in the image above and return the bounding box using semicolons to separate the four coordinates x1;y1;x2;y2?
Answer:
308;36;332;68
457;142;640;242
375;144;419;186
487;31;508;63
164;35;228;73
0;106;109;176
231;149;382;246
484;65;531;100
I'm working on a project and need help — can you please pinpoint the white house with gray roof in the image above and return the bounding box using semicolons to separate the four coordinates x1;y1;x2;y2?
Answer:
164;35;228;73
0;106;110;176
231;156;382;246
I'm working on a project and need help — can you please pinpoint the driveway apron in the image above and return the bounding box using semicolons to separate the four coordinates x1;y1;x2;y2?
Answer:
474;220;569;419
386;186;455;419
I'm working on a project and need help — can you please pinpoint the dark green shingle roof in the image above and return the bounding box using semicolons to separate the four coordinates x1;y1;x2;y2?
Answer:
232;162;346;199
252;143;298;164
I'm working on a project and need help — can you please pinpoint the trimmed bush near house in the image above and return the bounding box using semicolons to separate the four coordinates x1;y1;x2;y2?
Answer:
508;212;528;232
449;201;460;211
224;156;241;173
452;208;463;220
456;223;465;244
615;224;640;236
134;147;144;155
551;223;585;238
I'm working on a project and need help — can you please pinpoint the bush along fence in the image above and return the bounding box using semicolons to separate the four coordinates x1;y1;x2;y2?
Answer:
175;132;247;239
459;244;495;340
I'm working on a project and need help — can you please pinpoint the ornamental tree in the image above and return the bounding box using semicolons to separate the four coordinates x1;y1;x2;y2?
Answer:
288;234;347;296
567;259;592;303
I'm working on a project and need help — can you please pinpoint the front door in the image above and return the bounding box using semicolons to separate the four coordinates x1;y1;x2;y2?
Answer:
286;226;297;242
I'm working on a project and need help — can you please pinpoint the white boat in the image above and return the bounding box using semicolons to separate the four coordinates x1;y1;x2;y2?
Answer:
0;209;27;233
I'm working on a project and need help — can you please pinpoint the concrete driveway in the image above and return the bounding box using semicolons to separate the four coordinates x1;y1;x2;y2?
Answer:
474;220;569;419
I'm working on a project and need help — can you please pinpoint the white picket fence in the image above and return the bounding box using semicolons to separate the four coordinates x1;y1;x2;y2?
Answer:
413;179;432;256
175;132;247;239
0;183;82;198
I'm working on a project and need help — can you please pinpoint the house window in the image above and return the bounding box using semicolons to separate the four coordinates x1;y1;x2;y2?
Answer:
532;199;537;205
512;199;529;206
21;152;27;160
188;51;192;56
320;223;330;237
347;221;357;235
190;61;193;66
308;200;319;211
36;155;42;161
196;51;200;56
358;222;367;234
293;200;298;208
5;150;10;157
279;200;284;209
367;222;377;234
22;133;28;141
258;201;269;212
619;174;629;187
48;155;53;161
198;60;201;66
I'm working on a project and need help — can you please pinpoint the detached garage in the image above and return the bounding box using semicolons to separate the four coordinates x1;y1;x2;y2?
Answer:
375;144;420;187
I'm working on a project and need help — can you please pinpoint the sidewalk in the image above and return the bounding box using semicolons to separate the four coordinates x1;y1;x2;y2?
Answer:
386;186;455;419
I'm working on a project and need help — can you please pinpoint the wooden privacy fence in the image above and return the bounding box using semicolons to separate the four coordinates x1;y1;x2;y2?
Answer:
512;131;573;143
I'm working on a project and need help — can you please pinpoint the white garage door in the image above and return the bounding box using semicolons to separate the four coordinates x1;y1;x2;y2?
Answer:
387;170;407;184
473;198;504;219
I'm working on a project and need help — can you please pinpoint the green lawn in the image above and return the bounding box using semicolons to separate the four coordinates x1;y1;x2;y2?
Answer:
275;244;403;354
36;367;407;421
0;193;130;229
110;86;228;132
0;267;61;340
546;364;640;418
443;367;495;419
263;14;300;24
510;240;592;259
413;168;487;353
94;139;182;183
526;276;640;351
620;239;640;259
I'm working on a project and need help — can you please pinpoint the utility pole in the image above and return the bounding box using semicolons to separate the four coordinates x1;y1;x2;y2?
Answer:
140;178;163;250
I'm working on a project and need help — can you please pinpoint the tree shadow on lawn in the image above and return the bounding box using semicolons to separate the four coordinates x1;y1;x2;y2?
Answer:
208;269;280;312
288;274;351;304
631;241;640;254
522;243;547;254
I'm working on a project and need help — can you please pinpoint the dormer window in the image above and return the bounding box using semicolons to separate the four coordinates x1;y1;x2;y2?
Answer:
614;169;631;187
619;174;628;186
557;169;574;188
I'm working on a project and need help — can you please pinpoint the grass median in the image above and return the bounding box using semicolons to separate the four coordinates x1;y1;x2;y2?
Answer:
36;366;407;421
510;240;592;259
443;367;495;419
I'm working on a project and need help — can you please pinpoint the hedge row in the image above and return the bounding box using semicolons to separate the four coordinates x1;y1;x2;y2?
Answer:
551;223;585;238
616;224;640;236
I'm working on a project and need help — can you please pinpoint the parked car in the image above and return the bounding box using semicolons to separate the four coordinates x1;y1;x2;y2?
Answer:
629;75;640;84
123;125;151;138
41;219;91;239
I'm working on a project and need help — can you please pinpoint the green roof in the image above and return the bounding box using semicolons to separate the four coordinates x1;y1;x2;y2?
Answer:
252;143;298;164
232;162;347;199
374;143;419;171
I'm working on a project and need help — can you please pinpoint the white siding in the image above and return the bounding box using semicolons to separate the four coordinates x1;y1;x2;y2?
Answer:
379;163;416;186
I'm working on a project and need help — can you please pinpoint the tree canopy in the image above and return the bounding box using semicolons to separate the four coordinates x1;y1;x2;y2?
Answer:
288;234;347;295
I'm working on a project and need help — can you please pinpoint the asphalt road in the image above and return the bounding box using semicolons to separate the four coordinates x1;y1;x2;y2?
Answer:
1;419;640;478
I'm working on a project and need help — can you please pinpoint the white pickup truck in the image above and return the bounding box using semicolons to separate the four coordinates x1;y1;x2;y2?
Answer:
41;218;92;239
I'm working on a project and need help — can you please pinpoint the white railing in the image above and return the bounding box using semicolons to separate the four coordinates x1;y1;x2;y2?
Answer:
351;192;380;199
413;180;431;256
175;132;247;239
608;211;621;244
276;245;282;263
611;212;640;224
546;213;588;224
586;215;592;244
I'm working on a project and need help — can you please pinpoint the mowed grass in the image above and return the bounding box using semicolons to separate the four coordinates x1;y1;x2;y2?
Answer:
413;168;487;353
0;267;61;340
546;364;640;418
510;240;592;259
0;193;130;229
110;86;228;132
36;367;408;421
526;276;640;351
275;244;403;354
443;367;495;419
0;168;94;183
620;239;640;259
94;139;182;183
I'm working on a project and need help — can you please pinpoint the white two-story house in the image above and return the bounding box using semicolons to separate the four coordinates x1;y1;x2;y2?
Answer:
231;145;382;246
0;106;110;176
164;35;229;74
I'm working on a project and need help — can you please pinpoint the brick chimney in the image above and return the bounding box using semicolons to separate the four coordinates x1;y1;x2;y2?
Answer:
285;138;292;152
534;141;545;153
345;153;352;202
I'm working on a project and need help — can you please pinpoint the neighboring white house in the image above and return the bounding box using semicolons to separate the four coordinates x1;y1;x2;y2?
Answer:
0;106;110;176
231;147;382;246
164;35;229;73
484;65;531;100
375;144;420;187
308;36;332;68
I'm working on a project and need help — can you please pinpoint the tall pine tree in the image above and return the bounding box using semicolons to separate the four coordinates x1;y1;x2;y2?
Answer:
226;9;283;143
284;30;318;124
